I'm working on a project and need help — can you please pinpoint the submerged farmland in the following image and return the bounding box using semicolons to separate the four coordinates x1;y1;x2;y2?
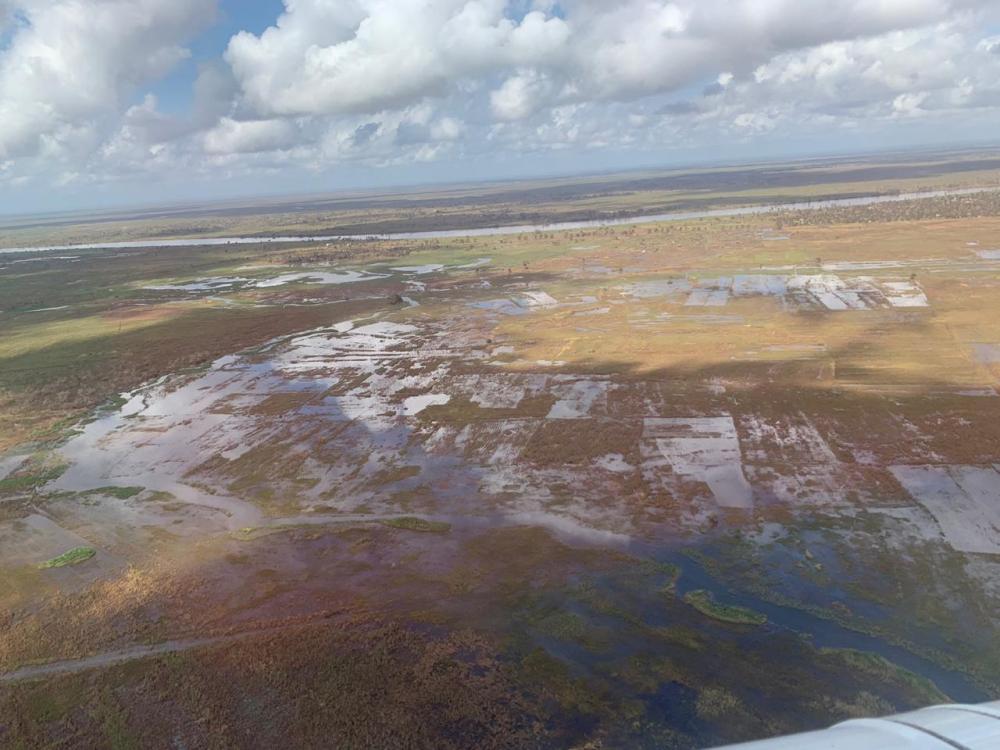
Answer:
1;200;999;748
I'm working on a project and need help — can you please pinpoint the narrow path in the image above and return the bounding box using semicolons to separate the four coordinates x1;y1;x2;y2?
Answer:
0;625;299;685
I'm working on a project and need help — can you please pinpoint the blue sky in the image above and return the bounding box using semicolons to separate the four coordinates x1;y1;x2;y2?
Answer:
145;1;284;115
0;0;998;214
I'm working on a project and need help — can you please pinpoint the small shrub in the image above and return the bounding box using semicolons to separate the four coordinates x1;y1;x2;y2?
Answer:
38;546;97;569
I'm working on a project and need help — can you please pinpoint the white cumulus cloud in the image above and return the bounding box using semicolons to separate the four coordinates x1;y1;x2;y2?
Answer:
0;0;215;161
203;117;300;155
2;0;1000;204
225;0;570;117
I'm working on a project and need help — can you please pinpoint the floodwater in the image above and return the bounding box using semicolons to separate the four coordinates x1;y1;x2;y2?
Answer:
402;393;451;415
624;273;930;310
391;264;445;274
973;343;1000;363
471;298;528;315
145;270;385;292
0;454;27;480
890;465;1000;555
3;187;996;253
630;546;990;704
643;416;754;509
6;304;995;719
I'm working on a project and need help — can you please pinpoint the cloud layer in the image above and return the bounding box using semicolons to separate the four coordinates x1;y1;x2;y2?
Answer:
1;0;999;202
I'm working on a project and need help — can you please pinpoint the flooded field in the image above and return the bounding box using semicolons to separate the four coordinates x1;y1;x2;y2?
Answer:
1;202;999;748
625;273;930;310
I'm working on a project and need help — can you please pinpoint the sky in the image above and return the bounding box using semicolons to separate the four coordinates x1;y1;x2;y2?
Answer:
1;0;999;214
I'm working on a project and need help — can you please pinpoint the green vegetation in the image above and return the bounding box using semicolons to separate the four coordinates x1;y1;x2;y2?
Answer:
819;648;949;703
518;647;605;717
0;465;67;495
683;590;767;626
810;691;894;721
22;681;87;724
88;486;143;499
381;517;452;533
696;687;744;720
526;608;613;652
658;562;682;593
103;394;130;411
93;691;140;750
232;524;321;541
38;546;97;569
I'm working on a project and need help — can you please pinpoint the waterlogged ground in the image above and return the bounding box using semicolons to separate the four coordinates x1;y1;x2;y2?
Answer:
1;211;1000;748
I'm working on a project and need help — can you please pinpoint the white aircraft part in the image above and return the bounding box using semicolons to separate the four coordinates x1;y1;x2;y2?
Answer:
710;701;1000;749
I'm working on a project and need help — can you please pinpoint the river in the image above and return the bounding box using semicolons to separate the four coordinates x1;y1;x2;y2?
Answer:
1;187;995;254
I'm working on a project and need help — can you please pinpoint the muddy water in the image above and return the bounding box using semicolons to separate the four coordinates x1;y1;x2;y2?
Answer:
2;187;995;253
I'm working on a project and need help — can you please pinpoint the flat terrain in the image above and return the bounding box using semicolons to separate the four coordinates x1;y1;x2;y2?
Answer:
4;148;1000;247
1;158;999;748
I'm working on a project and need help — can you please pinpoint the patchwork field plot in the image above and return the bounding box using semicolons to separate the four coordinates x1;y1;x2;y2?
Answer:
890;465;1000;554
642;416;753;509
626;273;930;311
